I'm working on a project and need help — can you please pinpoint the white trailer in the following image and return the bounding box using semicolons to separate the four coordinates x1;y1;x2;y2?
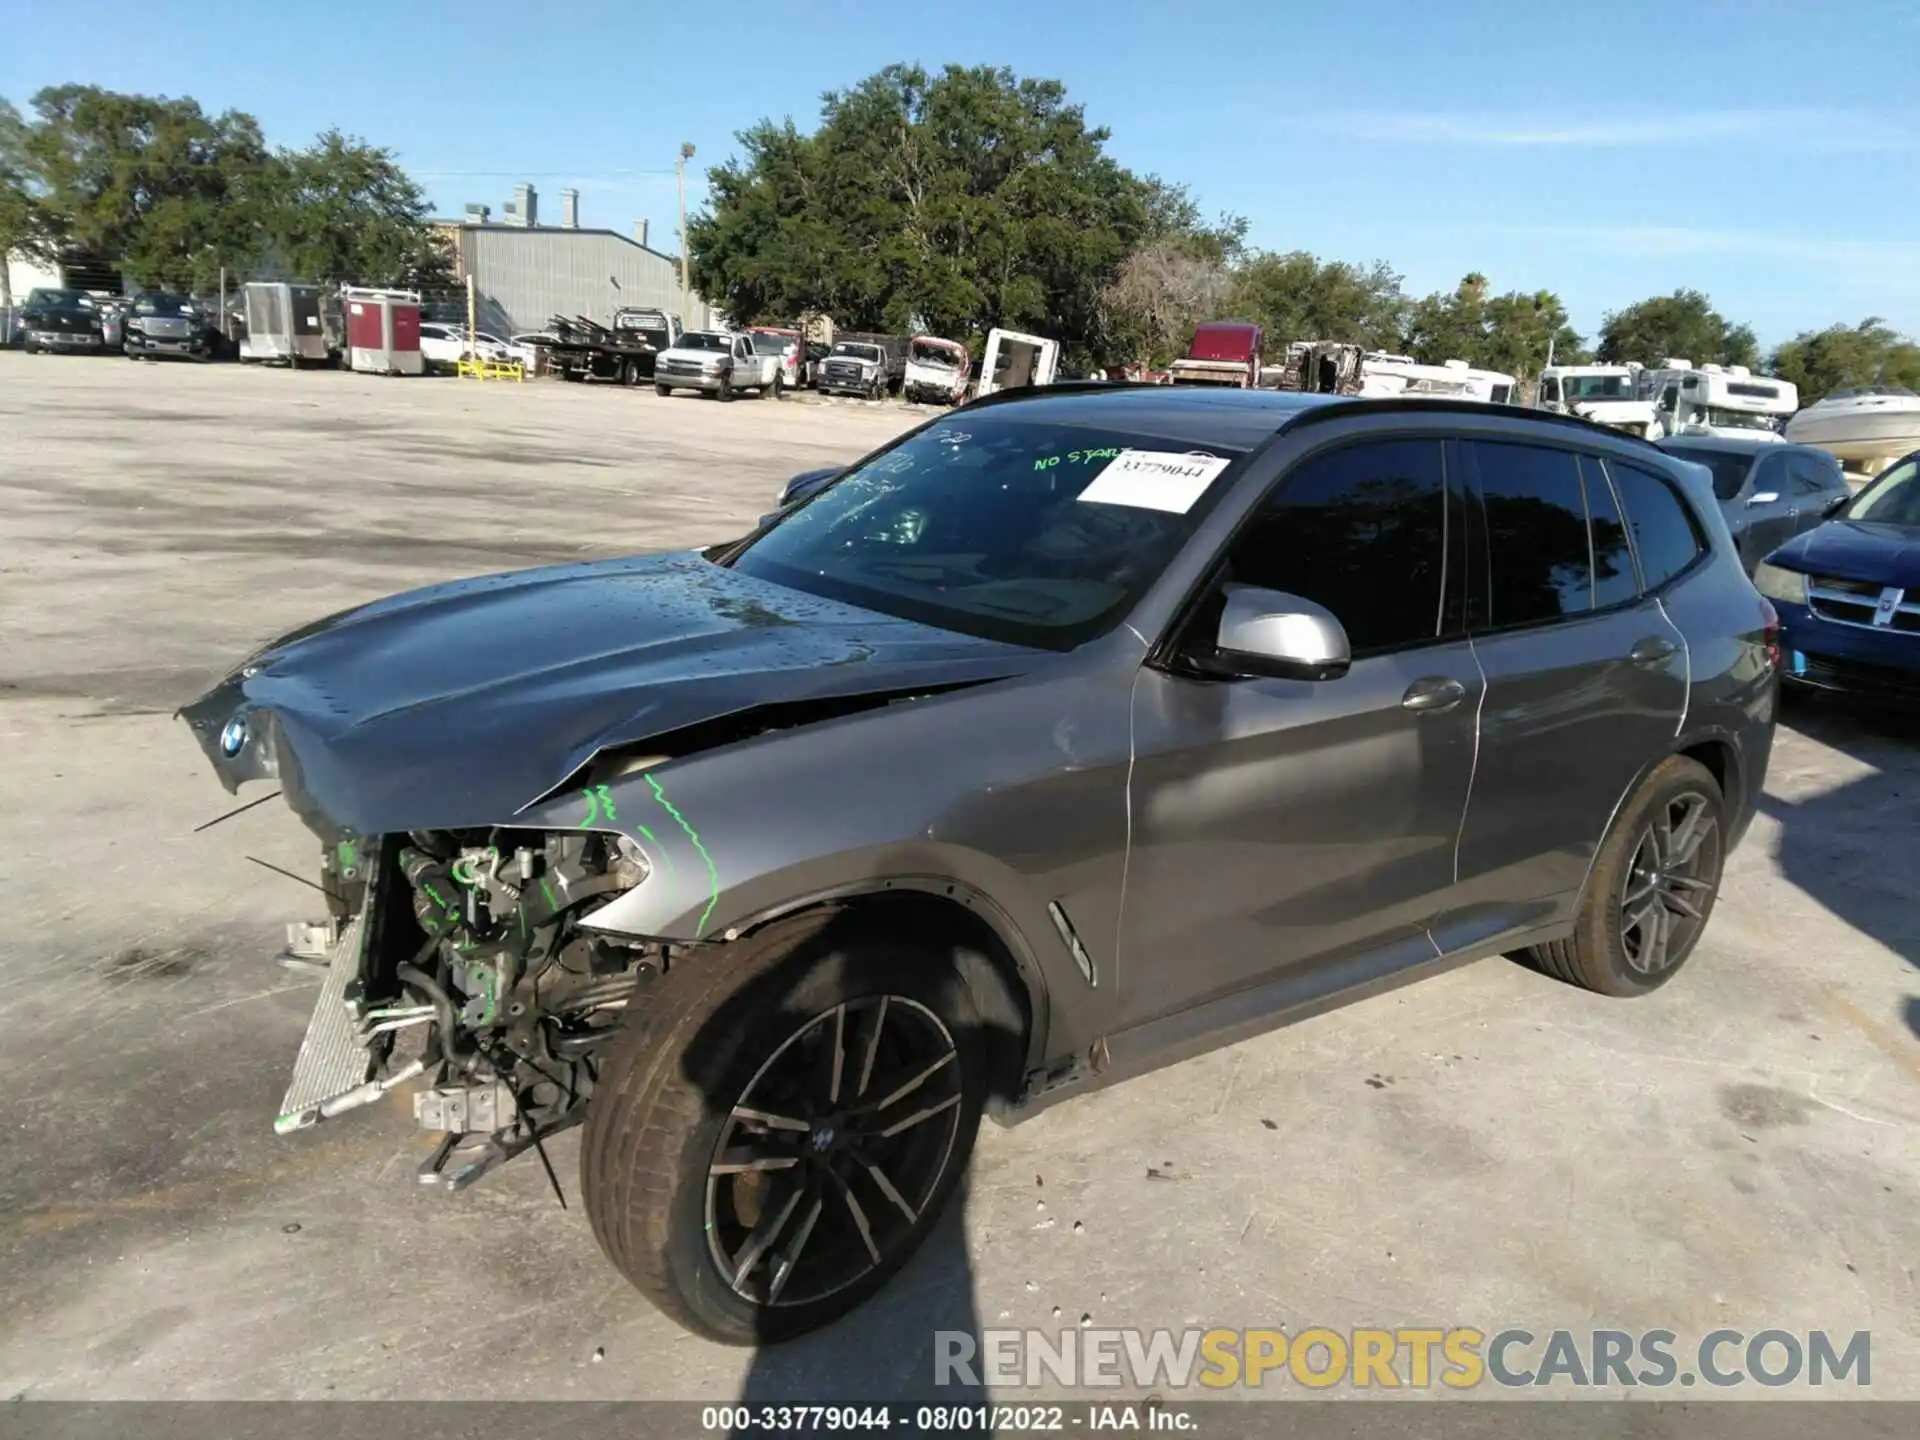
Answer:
1640;359;1798;441
1535;364;1657;436
975;328;1059;397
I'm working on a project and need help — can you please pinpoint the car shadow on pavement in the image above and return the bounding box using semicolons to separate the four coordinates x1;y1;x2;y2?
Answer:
732;1179;986;1409
1760;693;1920;1046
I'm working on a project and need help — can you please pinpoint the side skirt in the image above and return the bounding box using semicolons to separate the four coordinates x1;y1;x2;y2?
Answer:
993;917;1573;1126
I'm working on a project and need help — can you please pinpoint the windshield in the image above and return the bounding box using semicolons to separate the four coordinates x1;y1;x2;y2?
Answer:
1665;445;1754;501
750;334;792;355
1563;374;1635;401
912;341;962;368
833;343;882;361
677;332;729;352
27;288;93;311
134;294;195;316
1849;458;1920;526
724;414;1247;648
1700;406;1781;432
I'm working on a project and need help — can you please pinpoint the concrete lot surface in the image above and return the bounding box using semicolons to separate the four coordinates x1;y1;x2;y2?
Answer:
0;354;1915;1402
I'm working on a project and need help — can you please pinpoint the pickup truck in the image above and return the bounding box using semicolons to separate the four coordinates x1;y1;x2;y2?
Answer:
653;330;783;400
815;333;907;398
1170;320;1264;388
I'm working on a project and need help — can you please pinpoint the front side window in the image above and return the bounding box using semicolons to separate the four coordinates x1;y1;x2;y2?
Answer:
1473;441;1594;626
726;413;1249;649
1785;453;1838;494
1226;439;1449;655
1609;463;1707;590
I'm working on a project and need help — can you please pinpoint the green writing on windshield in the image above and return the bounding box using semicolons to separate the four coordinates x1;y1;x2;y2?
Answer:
1034;447;1123;472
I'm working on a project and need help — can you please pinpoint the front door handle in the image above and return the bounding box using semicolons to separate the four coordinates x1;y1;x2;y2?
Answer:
1402;675;1467;713
1630;636;1678;665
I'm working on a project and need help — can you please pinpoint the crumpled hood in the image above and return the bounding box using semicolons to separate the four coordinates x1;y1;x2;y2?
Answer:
180;550;1041;838
1771;520;1920;587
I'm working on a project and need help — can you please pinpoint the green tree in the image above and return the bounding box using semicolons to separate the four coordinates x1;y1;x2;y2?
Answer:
690;64;1165;360
1;96;62;311
1406;272;1585;380
266;130;452;288
1595;288;1759;369
22;83;272;291
1099;179;1246;366
1225;250;1407;352
1768;317;1920;400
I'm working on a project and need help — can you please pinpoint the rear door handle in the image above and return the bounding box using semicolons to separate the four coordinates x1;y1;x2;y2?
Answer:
1401;675;1467;713
1630;636;1678;665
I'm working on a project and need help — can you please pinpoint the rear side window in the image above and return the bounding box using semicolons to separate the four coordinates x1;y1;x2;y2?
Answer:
1233;439;1449;655
1609;463;1706;591
1580;457;1640;609
1472;441;1594;626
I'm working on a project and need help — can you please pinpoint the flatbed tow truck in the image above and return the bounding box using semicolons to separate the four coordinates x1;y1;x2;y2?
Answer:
543;308;684;386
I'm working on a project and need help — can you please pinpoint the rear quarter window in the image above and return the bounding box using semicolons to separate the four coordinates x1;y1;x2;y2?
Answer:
1608;462;1707;591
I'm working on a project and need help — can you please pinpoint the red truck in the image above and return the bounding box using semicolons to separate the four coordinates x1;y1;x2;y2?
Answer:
1170;320;1264;388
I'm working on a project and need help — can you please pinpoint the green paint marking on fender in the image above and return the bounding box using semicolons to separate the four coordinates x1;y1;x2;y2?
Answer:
539;877;559;914
336;839;358;871
579;784;618;827
634;821;677;886
645;774;719;937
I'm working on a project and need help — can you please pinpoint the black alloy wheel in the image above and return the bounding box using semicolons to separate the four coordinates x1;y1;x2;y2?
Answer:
1618;790;1721;976
705;995;965;1308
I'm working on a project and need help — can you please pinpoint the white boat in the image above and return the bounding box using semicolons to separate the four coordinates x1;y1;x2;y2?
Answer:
1783;386;1920;475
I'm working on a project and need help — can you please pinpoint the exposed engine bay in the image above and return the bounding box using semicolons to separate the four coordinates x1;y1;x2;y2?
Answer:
287;825;660;1192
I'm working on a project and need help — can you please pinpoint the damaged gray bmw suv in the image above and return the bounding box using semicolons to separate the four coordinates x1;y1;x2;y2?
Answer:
182;385;1777;1343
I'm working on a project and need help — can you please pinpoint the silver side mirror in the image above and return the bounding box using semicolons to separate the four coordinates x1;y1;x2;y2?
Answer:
1747;490;1779;506
1212;585;1352;681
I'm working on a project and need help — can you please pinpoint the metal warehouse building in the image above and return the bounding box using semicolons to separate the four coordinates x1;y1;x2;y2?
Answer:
440;187;718;336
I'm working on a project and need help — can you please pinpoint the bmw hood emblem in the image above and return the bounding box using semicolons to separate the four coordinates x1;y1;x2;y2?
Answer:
219;715;250;758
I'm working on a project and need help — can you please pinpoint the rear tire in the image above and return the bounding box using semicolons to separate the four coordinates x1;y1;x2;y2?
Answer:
764;372;783;399
581;912;987;1345
1526;755;1726;997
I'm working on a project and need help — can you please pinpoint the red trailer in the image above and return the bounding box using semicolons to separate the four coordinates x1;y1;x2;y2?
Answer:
343;287;423;375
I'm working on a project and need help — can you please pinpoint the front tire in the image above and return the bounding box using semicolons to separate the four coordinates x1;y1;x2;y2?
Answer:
716;374;733;402
655;382;672;397
581;912;987;1345
1526;755;1726;996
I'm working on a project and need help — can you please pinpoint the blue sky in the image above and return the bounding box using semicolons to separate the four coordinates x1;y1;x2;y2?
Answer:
6;0;1918;349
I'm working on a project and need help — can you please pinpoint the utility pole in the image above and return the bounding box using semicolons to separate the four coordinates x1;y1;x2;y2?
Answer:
677;142;696;324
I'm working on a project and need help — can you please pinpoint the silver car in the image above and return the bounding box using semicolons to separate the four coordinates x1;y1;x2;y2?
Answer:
182;386;1777;1343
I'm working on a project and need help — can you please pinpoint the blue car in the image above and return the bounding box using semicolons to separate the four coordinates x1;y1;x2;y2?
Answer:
1754;450;1920;701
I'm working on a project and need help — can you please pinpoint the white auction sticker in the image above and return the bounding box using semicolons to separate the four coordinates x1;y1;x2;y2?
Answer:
1075;449;1233;513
